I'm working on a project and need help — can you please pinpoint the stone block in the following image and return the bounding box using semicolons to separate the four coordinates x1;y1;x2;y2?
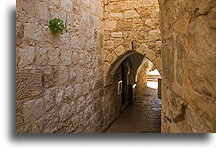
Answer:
55;88;64;106
16;70;42;100
44;90;54;112
82;82;90;95
65;85;74;99
74;84;83;99
207;8;216;28
23;100;35;123
18;47;35;69
110;13;123;19
60;0;72;12
24;23;39;40
104;40;114;49
76;96;86;113
60;49;72;66
117;20;132;31
82;0;91;8
111;32;123;38
124;9;139;18
148;30;161;40
104;20;117;31
58;66;69;85
34;98;44;119
39;2;49;20
114;45;125;56
74;68;84;84
42;68;58;88
145;18;156;27
59;103;72;121
48;48;60;66
37;47;48;66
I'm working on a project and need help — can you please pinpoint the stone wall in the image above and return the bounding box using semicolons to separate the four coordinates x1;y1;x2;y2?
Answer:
102;0;162;130
16;0;105;133
159;0;216;133
103;0;162;79
103;57;134;128
136;59;154;97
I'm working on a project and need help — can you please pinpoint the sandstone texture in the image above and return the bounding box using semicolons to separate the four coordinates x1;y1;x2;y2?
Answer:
16;0;105;133
159;0;216;133
16;0;215;133
103;0;162;78
136;59;154;97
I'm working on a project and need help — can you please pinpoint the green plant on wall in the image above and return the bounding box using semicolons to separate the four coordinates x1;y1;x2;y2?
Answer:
48;18;66;35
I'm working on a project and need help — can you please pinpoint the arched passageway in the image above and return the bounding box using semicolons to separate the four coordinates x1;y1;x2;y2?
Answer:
104;51;162;133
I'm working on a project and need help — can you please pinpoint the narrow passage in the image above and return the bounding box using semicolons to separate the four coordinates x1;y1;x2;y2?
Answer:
105;86;161;133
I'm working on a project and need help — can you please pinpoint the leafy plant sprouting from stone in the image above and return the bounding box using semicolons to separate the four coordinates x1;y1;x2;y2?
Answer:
48;18;66;35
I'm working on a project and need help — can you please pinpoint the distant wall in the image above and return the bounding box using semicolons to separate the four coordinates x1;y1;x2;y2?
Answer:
103;0;161;78
136;59;153;97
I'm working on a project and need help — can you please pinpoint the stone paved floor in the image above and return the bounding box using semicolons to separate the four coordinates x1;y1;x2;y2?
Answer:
105;86;161;133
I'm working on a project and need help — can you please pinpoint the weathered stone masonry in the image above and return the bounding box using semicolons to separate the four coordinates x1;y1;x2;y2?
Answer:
16;0;105;133
16;0;216;133
102;0;163;130
103;0;162;78
159;0;215;133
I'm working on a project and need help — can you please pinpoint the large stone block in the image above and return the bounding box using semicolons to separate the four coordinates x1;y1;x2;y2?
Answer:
16;70;42;100
39;2;49;20
48;48;60;66
24;23;39;40
42;68;58;88
60;0;72;12
18;47;35;69
23;100;35;123
36;47;48;66
58;65;69;85
60;49;72;66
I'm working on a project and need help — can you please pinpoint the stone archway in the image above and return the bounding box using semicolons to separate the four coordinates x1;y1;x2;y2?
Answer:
103;47;162;129
104;46;162;86
103;47;162;133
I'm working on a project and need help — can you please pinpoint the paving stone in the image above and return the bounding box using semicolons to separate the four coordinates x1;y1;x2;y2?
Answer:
105;87;161;133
